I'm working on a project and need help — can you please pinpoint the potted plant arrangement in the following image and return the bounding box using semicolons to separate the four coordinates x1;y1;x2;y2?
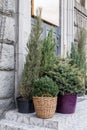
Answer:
47;58;85;114
33;76;59;119
16;9;43;113
32;29;58;119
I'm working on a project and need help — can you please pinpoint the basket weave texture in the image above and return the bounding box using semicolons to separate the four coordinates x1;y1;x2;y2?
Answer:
33;96;57;119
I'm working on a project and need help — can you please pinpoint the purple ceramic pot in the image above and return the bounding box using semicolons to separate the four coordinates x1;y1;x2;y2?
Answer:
56;94;77;114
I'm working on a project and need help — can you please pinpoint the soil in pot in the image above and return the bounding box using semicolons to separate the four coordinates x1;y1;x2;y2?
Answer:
17;97;35;113
56;94;77;114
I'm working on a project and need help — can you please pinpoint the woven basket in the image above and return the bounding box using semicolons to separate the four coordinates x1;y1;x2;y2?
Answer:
33;96;57;119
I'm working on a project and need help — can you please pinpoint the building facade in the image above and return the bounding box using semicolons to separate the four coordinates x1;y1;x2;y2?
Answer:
74;0;87;43
0;0;87;118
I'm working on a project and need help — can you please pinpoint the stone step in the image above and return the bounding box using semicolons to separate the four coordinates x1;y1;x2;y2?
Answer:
4;97;87;130
5;109;77;130
0;119;56;130
5;110;58;130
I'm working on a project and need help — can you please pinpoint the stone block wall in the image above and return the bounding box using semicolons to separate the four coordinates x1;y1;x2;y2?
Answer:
0;0;15;117
0;0;31;117
74;1;87;42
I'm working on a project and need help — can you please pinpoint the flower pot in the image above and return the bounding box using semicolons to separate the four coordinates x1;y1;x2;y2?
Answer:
33;96;57;119
56;94;77;114
16;97;35;113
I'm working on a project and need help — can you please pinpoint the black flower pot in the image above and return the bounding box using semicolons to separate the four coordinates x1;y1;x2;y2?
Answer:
16;97;35;113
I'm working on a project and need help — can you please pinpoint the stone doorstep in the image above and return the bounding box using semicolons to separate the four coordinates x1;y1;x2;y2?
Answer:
5;110;58;130
0;119;55;130
1;98;87;130
5;109;77;130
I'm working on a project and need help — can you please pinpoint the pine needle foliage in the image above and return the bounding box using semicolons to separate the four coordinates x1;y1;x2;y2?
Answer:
20;8;43;99
70;28;87;87
40;29;55;75
78;28;87;70
33;76;58;97
46;60;85;95
70;43;80;66
70;28;87;70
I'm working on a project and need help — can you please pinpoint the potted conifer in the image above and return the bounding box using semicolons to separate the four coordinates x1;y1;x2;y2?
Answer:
47;58;85;114
32;29;58;118
33;76;58;119
16;8;43;113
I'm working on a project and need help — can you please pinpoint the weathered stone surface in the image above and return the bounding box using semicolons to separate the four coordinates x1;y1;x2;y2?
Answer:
0;16;15;42
5;110;32;124
5;110;58;130
0;120;34;130
44;120;58;130
0;44;14;70
0;0;15;119
0;119;56;130
0;0;15;12
30;116;44;127
0;110;4;118
0;71;14;98
4;17;15;42
7;0;15;12
0;97;14;112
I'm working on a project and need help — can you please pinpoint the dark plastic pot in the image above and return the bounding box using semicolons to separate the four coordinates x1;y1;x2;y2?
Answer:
56;94;77;114
16;97;35;113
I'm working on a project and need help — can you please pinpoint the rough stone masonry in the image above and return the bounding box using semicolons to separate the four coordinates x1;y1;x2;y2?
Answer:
0;0;31;118
0;0;15;117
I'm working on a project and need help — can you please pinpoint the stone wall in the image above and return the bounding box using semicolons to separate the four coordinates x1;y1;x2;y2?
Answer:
0;0;15;117
74;1;87;42
0;0;31;117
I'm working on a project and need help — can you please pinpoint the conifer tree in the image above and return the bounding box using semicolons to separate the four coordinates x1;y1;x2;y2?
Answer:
40;29;55;75
70;28;87;87
78;28;87;70
20;8;43;99
70;28;87;70
70;43;80;67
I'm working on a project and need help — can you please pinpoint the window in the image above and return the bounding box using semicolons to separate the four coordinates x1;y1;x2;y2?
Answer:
31;0;59;26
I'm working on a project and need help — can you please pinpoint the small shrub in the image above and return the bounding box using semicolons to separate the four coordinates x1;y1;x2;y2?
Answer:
33;76;59;97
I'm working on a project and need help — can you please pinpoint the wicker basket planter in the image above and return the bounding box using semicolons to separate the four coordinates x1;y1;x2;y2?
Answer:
33;96;57;119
